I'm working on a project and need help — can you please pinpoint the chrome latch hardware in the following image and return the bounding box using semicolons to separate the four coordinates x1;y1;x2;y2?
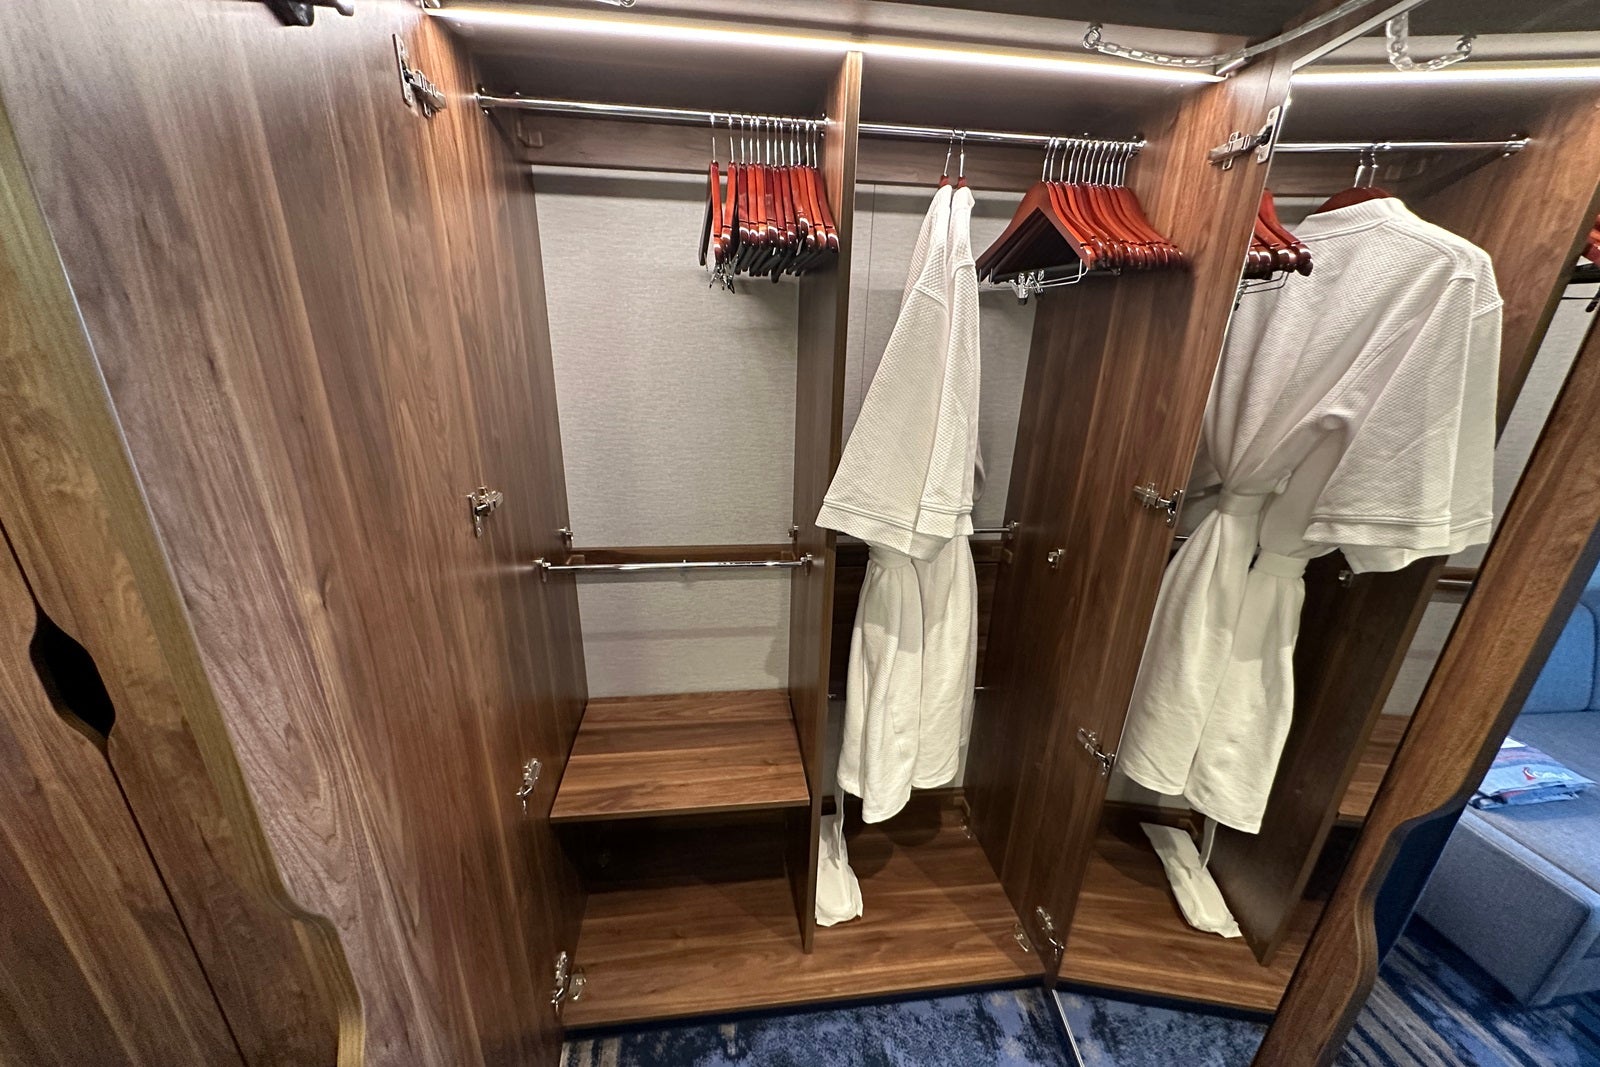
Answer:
1046;548;1064;569
394;36;446;117
1077;728;1117;777
551;950;586;1013
1032;906;1064;965
1132;483;1185;526
1208;105;1280;169
468;487;503;538
515;758;542;813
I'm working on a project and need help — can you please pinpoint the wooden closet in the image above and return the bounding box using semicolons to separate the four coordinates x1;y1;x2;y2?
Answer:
4;1;1600;1064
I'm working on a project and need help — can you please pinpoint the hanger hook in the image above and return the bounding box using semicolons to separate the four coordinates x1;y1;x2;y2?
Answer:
958;130;967;179
944;129;956;179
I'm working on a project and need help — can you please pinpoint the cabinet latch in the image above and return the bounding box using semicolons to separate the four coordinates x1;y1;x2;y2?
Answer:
551;950;586;1014
1132;483;1185;527
515;758;542;814
1076;728;1117;778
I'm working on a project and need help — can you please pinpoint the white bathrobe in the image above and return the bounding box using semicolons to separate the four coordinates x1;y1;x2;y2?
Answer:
820;185;981;823
1118;197;1500;834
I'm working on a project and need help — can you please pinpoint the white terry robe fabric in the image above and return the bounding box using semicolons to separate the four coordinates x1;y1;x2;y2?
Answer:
822;185;981;823
1118;197;1500;834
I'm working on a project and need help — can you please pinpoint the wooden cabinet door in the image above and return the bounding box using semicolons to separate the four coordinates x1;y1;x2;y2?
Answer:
965;60;1295;967
0;534;243;1066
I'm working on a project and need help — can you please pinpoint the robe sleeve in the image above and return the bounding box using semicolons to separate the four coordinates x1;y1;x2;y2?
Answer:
1302;272;1501;573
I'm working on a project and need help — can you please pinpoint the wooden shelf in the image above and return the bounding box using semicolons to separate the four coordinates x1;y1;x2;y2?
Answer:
1337;715;1409;826
1058;822;1320;1014
551;691;811;823
563;800;1040;1028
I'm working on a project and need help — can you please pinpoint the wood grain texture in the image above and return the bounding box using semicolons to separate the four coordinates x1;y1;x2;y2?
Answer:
0;4;586;1064
1336;715;1408;826
0;69;349;1067
563;797;1040;1028
551;691;810;822
965;40;1301;967
1210;86;1600;963
1254;289;1600;1067
789;52;864;953
1059;821;1317;1014
0;537;242;1066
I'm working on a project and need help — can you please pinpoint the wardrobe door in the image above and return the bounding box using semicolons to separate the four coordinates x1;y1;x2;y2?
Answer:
0;3;584;1064
0;532;242;1067
965;46;1298;966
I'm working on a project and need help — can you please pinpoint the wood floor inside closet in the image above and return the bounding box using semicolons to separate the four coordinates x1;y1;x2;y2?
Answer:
562;797;1040;1028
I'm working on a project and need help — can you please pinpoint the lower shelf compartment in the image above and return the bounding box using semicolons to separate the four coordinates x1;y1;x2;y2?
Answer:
563;799;1041;1029
1058;820;1319;1013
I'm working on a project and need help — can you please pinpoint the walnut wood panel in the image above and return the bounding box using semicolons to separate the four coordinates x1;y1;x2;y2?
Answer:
550;691;809;822
0;537;242;1066
1058;821;1317;1014
1336;715;1408;826
789;52;863;953
0;4;586;1064
1209;87;1600;963
965;36;1306;970
563;796;1040;1027
0;68;349;1066
1254;288;1600;1067
829;539;1004;698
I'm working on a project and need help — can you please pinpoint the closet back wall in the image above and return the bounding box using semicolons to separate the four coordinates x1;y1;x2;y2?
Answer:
539;176;1032;698
535;169;798;697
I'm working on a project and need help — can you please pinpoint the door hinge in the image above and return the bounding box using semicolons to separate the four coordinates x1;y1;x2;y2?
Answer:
1032;906;1064;966
1132;482;1185;526
394;35;446;117
1076;728;1116;777
515;758;542;814
1208;104;1280;169
468;486;503;538
551;950;586;1014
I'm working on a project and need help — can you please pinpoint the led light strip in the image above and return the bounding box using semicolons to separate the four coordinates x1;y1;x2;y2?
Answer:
430;6;1219;85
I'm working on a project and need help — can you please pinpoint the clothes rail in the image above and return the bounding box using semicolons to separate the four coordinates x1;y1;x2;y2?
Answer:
1274;138;1529;154
530;555;814;581
474;93;1145;153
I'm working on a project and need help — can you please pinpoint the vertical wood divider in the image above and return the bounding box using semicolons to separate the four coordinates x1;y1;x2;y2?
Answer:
1210;86;1600;962
788;51;863;952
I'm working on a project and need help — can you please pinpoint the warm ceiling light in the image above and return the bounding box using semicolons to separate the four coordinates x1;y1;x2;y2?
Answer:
1297;62;1600;85
430;6;1218;85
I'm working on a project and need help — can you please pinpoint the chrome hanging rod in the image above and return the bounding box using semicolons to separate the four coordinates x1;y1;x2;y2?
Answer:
1274;138;1529;155
531;554;814;580
473;93;1144;152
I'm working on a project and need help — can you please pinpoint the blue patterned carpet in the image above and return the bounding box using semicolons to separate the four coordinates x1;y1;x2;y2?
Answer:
566;923;1600;1066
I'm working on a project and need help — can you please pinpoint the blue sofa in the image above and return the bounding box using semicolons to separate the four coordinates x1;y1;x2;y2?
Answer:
1416;558;1600;1005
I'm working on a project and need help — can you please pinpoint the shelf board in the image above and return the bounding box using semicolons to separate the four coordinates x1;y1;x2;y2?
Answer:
1337;715;1408;826
1059;821;1320;1014
563;800;1041;1028
550;690;810;823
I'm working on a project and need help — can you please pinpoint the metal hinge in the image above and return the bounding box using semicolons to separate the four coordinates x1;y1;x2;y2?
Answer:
1032;906;1064;966
264;0;353;26
515;758;542;814
1208;105;1280;169
1132;483;1185;526
394;36;446;117
551;950;586;1014
1076;728;1116;778
468;486;503;538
